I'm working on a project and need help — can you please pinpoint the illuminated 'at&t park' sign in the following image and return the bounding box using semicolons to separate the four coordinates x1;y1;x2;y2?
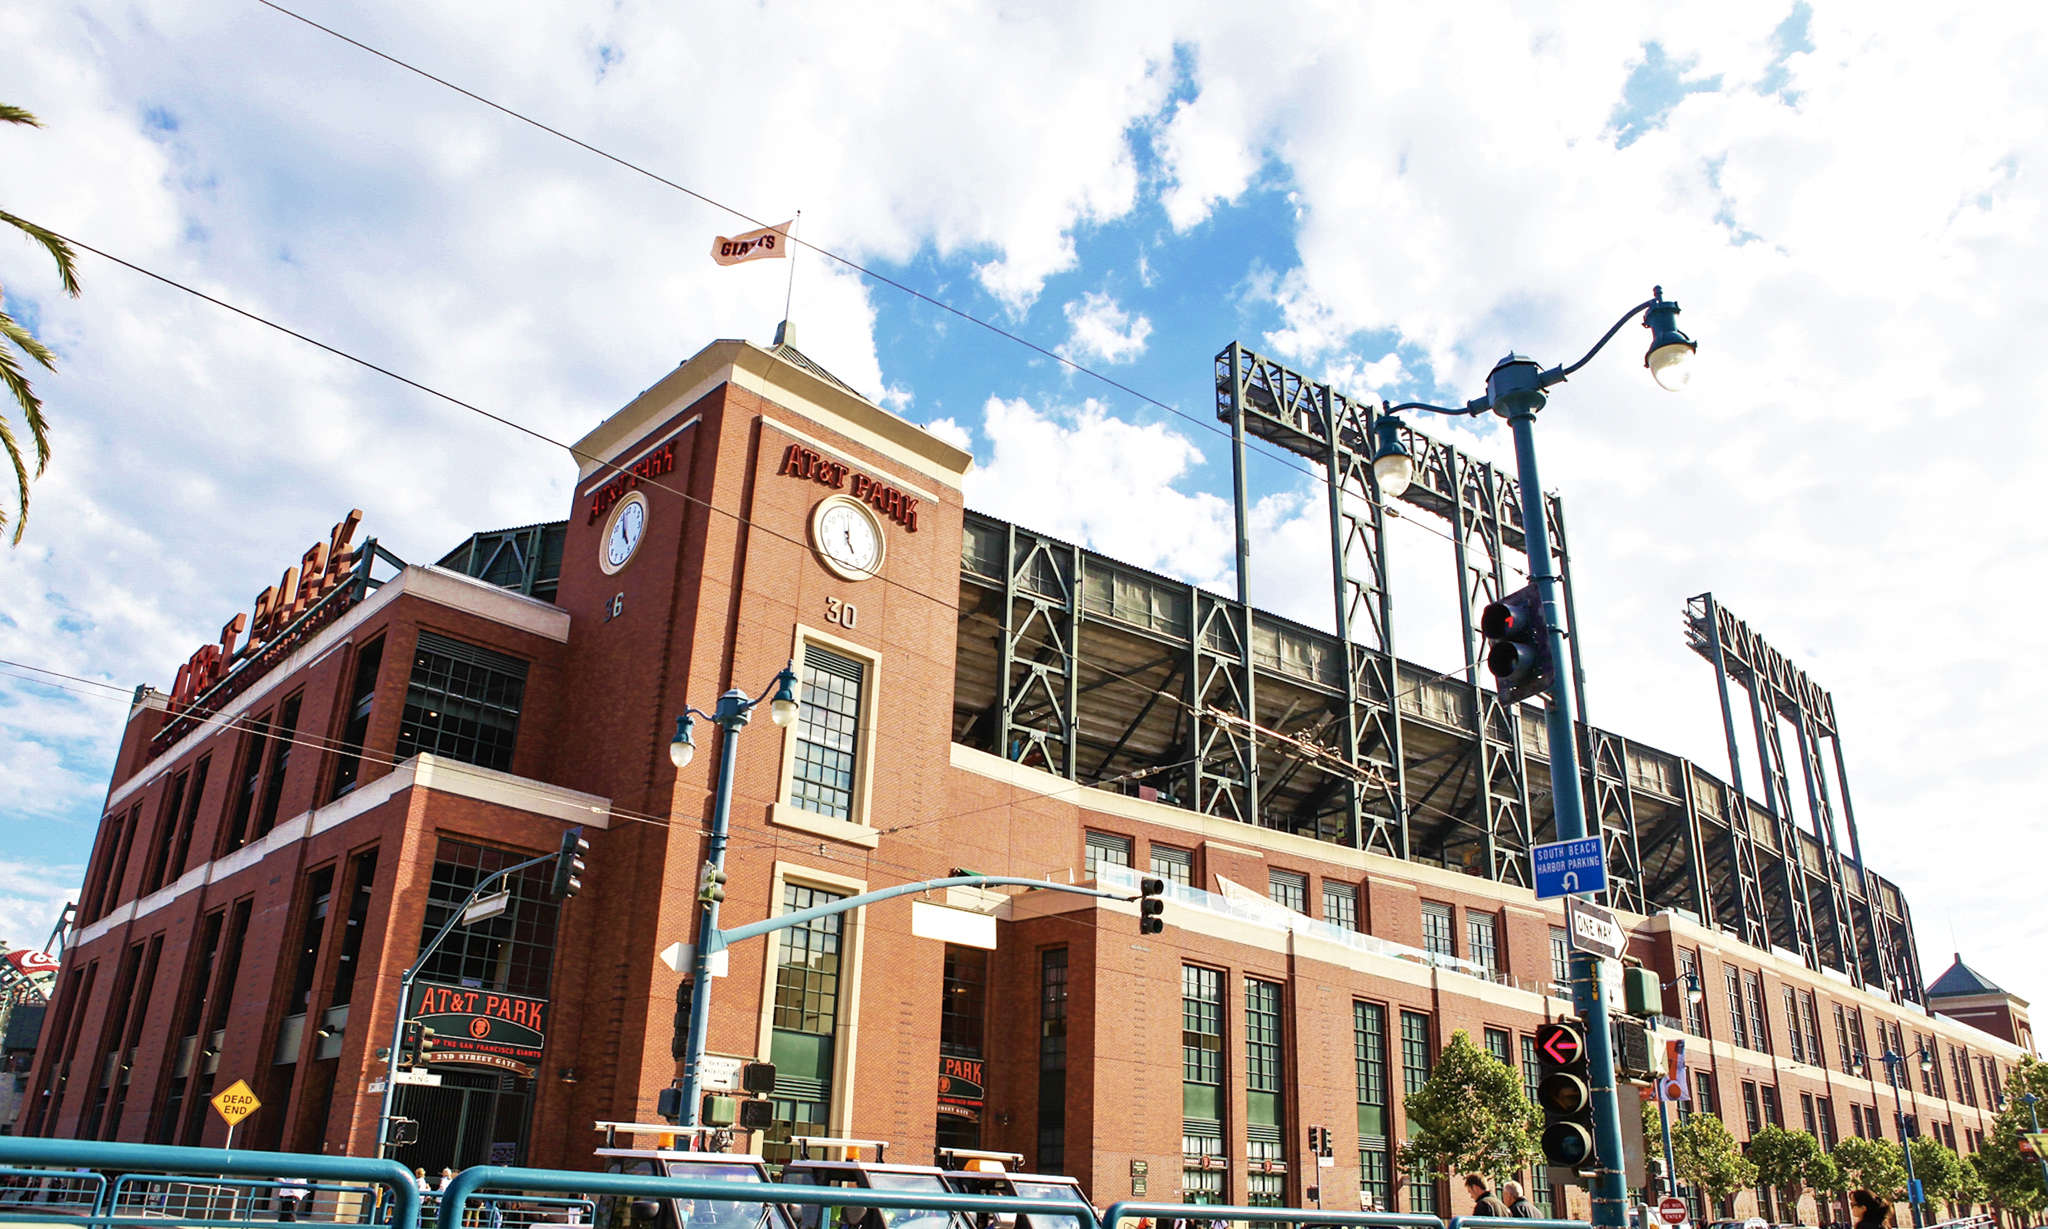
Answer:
164;510;366;720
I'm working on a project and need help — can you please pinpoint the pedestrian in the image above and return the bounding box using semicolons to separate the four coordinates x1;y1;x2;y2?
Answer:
276;1177;310;1224
1502;1181;1535;1219
1464;1176;1508;1219
439;1169;458;1191
413;1169;431;1193
1849;1189;1892;1229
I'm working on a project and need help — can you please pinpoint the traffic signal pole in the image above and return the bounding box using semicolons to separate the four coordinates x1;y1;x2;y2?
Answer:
1501;392;1629;1228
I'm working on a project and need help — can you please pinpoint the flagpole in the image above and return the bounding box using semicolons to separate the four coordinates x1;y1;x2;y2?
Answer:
782;211;801;327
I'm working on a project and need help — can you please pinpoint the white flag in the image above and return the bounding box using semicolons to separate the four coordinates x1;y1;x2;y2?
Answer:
711;219;793;266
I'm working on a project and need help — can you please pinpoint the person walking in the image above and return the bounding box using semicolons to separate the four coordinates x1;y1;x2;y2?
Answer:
1501;1180;1536;1218
1849;1189;1893;1229
1464;1176;1509;1219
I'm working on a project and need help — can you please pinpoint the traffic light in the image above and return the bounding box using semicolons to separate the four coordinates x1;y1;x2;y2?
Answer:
698;861;728;905
702;1094;738;1127
551;826;590;899
399;1020;423;1066
1480;582;1553;705
1610;1017;1655;1083
671;980;692;1060
737;1098;776;1130
1305;1125;1332;1158
1138;876;1165;935
1535;1020;1595;1170
416;1027;444;1064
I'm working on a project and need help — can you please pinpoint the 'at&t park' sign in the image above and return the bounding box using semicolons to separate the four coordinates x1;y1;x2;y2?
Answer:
163;510;366;722
778;444;920;531
411;983;549;1077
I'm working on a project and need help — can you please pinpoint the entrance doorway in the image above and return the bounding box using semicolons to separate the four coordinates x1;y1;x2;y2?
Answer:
394;1069;533;1173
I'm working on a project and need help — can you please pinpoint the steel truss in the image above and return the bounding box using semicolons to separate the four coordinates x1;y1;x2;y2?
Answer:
1684;593;1916;1001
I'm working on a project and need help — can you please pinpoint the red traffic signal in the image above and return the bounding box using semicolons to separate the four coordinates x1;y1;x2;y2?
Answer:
1535;1020;1594;1171
1480;583;1554;705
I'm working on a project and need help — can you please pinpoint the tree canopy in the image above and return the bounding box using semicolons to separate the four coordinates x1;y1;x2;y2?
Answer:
1669;1112;1757;1204
1832;1136;1908;1202
1973;1057;2048;1216
1398;1029;1541;1185
1749;1125;1828;1206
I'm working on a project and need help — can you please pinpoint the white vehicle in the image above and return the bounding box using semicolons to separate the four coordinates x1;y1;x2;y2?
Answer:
591;1122;802;1229
776;1136;971;1229
933;1148;1095;1229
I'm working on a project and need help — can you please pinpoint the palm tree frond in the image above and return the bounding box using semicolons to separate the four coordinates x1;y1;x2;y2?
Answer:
0;211;81;297
0;408;30;545
0;308;58;371
0;105;42;128
0;342;51;473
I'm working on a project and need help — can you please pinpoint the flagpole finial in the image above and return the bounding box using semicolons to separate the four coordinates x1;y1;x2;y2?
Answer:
773;319;795;348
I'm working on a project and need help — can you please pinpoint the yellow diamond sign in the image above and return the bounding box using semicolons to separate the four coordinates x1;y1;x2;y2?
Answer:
210;1079;261;1126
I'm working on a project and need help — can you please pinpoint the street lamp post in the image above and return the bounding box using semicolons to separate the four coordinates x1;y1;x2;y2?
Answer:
669;662;800;1129
1368;287;1697;1229
1857;1048;1931;1227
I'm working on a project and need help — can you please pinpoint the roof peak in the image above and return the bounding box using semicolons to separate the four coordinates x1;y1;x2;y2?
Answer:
1926;953;2009;998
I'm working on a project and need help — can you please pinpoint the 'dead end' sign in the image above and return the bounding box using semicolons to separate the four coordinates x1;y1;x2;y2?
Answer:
412;983;548;1076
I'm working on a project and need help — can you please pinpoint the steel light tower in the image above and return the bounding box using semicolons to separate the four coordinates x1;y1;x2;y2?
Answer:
1369;288;1697;1228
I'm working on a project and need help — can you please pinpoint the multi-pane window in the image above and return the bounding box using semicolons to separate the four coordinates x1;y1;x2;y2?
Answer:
1801;1092;1818;1135
1401;1011;1432;1094
789;645;865;820
1323;882;1358;931
1725;969;1750;1049
395;633;527;772
1150;844;1193;887
1085;831;1133;880
1038;948;1068;1173
1743;972;1770;1055
1677;950;1704;1035
1355;1003;1390;1209
1484;1028;1511;1066
1816;1096;1837;1149
1183;966;1225;1204
1741;1081;1762;1135
1851;1104;1866;1139
767;882;847;1166
1761;1084;1782;1127
412;838;561;996
223;711;272;854
1467;913;1499;975
1783;988;1806;1062
328;637;384;799
253;691;302;837
1694;1071;1716;1117
1421;903;1454;959
1801;992;1825;1068
1550;927;1572;991
1836;1005;1857;1075
1268;870;1307;913
1245;979;1285;1207
1521;1036;1555;1212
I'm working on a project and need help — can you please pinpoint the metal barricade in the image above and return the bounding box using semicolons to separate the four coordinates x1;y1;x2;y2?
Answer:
438;1170;1087;1229
1447;1217;1590;1229
0;1165;107;1218
1101;1205;1443;1229
0;1136;421;1229
475;1197;595;1229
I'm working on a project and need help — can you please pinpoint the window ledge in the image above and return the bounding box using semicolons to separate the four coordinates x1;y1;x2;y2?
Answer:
769;802;878;849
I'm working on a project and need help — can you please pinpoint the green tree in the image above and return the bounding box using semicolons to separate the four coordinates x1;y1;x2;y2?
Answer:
1;104;81;546
1973;1057;2048;1217
1669;1112;1757;1206
1910;1136;1972;1207
1749;1126;1827;1214
1398;1029;1541;1188
1832;1136;1908;1202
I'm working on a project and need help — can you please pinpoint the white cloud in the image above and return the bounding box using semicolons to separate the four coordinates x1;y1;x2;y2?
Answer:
1057;292;1153;366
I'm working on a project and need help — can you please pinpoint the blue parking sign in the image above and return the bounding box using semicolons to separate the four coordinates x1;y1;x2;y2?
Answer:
1532;836;1607;899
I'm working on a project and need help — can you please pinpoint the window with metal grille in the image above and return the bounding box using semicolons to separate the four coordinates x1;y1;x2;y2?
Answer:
1150;844;1193;886
767;882;847;1167
1725;969;1750;1049
1467;912;1499;975
1085;831;1133;880
1356;1002;1390;1208
1421;903;1453;959
789;645;866;820
1038;948;1068;1173
395;633;527;772
1268;870;1307;913
1401;1011;1431;1095
1323;882;1357;930
1801;1092;1817;1135
412;838;561;997
1679;950;1705;1035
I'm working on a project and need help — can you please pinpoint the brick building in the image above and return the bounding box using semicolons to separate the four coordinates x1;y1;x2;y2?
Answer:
21;326;2032;1224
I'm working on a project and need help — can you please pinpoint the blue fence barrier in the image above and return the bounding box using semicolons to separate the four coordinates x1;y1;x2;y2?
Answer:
438;1170;1089;1229
1101;1205;1443;1229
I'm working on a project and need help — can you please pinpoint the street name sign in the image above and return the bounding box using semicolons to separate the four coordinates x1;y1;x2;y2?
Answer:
210;1079;260;1126
393;1068;444;1087
1657;1197;1688;1226
1532;836;1607;899
1565;897;1627;961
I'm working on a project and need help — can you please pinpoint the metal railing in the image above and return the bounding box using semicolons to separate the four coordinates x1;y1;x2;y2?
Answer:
0;1136;420;1229
438;1171;1088;1229
1100;1204;1444;1229
1446;1218;1589;1229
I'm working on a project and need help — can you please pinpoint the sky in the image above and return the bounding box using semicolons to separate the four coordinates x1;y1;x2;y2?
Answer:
3;2;2045;1016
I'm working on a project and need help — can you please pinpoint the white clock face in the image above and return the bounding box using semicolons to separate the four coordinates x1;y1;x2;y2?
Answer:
600;492;648;575
813;497;885;580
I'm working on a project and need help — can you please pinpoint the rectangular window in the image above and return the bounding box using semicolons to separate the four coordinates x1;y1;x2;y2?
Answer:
327;637;384;799
180;898;251;1145
1836;1004;1856;1075
1851;1104;1865;1139
1761;1084;1782;1127
1484;1028;1511;1066
1245;979;1282;1096
1150;844;1193;887
326;850;378;1007
252;691;302;837
1322;882;1357;931
788;644;864;820
1801;992;1825;1068
1694;1071;1715;1116
1467;912;1499;975
1783;987;1806;1062
284;865;336;1019
222;711;272;854
1551;927;1572;991
1182;966;1225;1203
413;838;563;997
1401;1011;1432;1095
1421;903;1454;959
395;632;527;772
1268;870;1307;913
1038;948;1068;1173
1679;950;1705;1036
1245;979;1284;1206
166;755;210;883
140;769;189;895
1725;969;1750;1049
1355;1001;1390;1207
1743;972;1770;1055
1817;1096;1837;1149
1085;831;1133;880
766;882;847;1167
1741;1081;1762;1135
1801;1092;1817;1135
